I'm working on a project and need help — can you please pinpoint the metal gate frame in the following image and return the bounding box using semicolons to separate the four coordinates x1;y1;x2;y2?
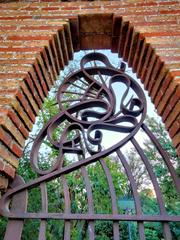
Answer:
0;52;179;239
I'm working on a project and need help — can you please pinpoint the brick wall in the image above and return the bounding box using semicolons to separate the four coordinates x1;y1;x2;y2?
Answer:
0;0;179;190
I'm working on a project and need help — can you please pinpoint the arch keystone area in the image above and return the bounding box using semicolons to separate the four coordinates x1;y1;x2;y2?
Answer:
0;0;179;190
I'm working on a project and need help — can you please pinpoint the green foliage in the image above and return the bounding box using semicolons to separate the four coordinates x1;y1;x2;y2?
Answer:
87;159;128;214
95;221;113;240
143;117;180;239
144;117;180;211
46;220;64;240
140;190;159;215
144;227;159;240
0;217;7;239
21;220;40;240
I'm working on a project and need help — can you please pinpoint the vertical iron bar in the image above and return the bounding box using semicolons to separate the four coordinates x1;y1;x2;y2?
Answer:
4;176;28;240
81;167;95;240
100;159;120;240
38;182;48;240
117;149;145;240
79;140;95;240
62;175;71;240
131;138;172;240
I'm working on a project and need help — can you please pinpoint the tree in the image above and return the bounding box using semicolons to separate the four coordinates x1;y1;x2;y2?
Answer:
143;117;180;239
124;116;180;239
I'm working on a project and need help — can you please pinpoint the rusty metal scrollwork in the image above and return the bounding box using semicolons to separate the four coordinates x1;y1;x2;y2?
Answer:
30;52;146;175
0;53;179;240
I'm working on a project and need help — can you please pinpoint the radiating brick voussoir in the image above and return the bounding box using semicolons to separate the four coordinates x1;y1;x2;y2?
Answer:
0;11;76;182
112;8;180;156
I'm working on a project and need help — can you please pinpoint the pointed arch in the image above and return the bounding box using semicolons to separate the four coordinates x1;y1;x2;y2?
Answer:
0;0;179;186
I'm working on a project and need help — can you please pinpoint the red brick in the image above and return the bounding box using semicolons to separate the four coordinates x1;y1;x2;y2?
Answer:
118;21;130;57
0;26;17;30
144;52;157;89
7;109;29;139
42;7;59;11
154;90;163;108
127;31;139;67
16;90;36;123
62;7;79;10
29;67;46;101
159;1;179;6
177;144;180;157
151;66;169;101
0;73;25;79
170;70;180;78
148;58;164;93
123;11;158;16
0;59;34;65
0;175;8;190
143;32;180;37
0;16;32;20
136;39;147;78
169;86;180;107
0;124;23;159
0;159;5;171
169;116;180;138
123;24;134;62
172;131;180;148
8;35;52;41
134;21;177;26
20;26;63;31
0;47;43;52
49;38;61;73
20;81;39;115
140;45;153;82
25;74;43;108
164;102;180;129
159;10;180;14
160;56;180;62
41;47;57;80
55;30;66;68
135;2;157;7
0;110;26;147
0;127;12;147
36;15;76;20
11;142;23;158
22;7;39;11
33;61;49;96
157;80;179;115
4;163;15;178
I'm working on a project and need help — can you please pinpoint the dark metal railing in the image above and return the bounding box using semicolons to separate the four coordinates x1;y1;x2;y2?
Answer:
0;52;179;239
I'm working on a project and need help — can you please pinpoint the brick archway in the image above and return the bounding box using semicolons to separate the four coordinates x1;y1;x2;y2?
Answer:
0;0;179;189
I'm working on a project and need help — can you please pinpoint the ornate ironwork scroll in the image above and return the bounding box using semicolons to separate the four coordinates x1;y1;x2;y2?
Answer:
0;52;180;239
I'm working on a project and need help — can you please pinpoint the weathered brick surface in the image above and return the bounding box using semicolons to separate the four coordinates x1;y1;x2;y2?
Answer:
0;0;179;189
0;176;8;191
0;158;15;179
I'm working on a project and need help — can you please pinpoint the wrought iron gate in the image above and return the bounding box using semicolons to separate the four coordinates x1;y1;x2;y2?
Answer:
0;53;179;239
